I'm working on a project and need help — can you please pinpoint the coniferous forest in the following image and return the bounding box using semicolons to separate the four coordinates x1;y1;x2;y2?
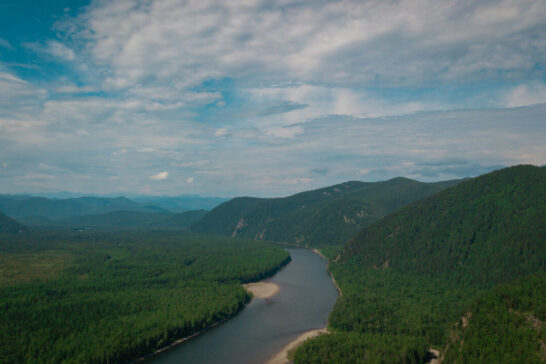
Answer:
295;165;545;363
0;230;289;363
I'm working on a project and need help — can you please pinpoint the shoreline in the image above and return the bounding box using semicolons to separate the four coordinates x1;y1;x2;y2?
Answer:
133;257;291;363
243;281;280;299
266;328;328;364
133;309;242;363
311;248;342;297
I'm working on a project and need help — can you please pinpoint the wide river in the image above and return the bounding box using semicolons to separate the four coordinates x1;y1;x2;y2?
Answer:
147;247;339;364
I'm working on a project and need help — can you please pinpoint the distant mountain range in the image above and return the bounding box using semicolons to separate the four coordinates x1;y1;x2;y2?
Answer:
0;194;227;226
191;177;461;250
131;195;228;213
20;209;207;229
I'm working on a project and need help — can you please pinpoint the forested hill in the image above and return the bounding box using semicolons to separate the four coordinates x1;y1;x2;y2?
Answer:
294;165;545;363
340;164;545;285
0;213;25;233
191;177;459;250
20;209;208;229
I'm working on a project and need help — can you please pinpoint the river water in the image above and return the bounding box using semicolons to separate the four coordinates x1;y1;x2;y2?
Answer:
147;247;339;364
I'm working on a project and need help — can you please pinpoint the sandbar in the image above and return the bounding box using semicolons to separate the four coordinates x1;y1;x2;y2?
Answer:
243;281;280;299
266;328;327;364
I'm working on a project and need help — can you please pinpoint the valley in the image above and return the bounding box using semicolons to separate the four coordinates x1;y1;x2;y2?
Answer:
0;165;544;363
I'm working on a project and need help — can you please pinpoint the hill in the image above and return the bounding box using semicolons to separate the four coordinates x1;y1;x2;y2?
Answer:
19;210;208;229
132;195;228;213
0;195;167;220
295;165;545;363
191;178;460;253
0;212;25;233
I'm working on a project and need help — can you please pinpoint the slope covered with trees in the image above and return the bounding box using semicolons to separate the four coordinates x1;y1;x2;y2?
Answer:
0;212;25;233
191;178;459;256
21;209;208;229
0;230;290;363
443;273;545;363
295;165;545;362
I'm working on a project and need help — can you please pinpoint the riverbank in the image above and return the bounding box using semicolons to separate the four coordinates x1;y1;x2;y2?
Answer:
311;248;342;297
243;281;280;299
135;257;291;363
134;307;244;363
266;329;328;364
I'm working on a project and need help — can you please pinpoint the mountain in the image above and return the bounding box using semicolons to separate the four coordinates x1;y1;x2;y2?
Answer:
191;177;460;252
295;165;545;363
132;195;229;213
20;210;208;229
0;212;26;233
0;195;167;220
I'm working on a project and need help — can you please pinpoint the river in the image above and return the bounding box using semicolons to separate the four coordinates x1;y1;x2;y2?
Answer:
147;247;339;364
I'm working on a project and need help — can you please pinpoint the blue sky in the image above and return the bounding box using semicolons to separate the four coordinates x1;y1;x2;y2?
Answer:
0;0;545;197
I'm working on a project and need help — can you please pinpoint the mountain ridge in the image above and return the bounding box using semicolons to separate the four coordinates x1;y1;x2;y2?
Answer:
191;177;461;251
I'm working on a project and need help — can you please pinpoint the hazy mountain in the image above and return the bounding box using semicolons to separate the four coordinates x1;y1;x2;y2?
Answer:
191;177;460;251
0;195;167;220
132;195;228;213
19;210;208;229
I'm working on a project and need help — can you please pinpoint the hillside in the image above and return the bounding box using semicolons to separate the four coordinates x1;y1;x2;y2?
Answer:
191;178;459;252
295;165;545;362
21;209;208;229
0;195;167;220
132;195;228;213
0;212;25;233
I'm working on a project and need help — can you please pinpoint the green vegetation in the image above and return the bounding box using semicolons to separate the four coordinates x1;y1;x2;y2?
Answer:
295;165;545;362
294;332;429;364
192;178;459;256
0;229;290;363
22;209;208;229
0;212;25;233
443;273;545;364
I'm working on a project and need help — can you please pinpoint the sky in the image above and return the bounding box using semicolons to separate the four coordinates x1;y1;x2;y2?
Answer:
0;0;545;197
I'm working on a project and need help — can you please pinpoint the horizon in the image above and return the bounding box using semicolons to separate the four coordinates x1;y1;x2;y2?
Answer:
3;164;542;199
1;0;545;197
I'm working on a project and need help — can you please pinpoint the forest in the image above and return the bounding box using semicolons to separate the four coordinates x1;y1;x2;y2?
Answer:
191;177;459;257
0;229;290;363
295;165;545;363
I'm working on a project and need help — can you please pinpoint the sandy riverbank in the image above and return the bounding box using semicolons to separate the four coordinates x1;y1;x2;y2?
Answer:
311;248;327;260
266;328;328;364
243;281;280;299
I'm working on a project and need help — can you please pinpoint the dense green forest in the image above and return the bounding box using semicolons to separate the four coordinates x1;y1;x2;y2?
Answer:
19;209;208;229
191;177;459;257
295;165;545;362
443;273;545;363
294;332;429;364
0;229;290;363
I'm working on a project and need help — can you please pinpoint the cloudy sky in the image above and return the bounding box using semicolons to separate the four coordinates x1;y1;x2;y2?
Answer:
0;0;545;197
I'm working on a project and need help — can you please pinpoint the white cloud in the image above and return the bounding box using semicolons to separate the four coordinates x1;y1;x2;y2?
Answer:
56;84;95;93
61;0;545;92
505;82;546;107
150;171;168;180
214;128;228;137
46;40;75;61
186;177;194;184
